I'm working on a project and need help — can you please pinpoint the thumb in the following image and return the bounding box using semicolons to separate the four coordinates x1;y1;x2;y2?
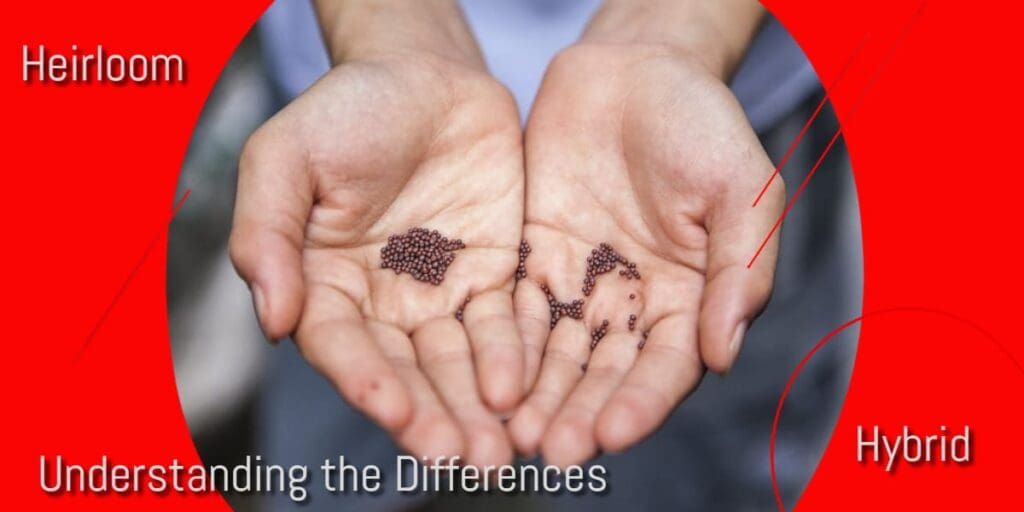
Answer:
229;126;311;342
699;175;785;374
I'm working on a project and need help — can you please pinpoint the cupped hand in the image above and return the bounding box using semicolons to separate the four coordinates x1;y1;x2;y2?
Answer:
230;54;525;467
509;44;785;466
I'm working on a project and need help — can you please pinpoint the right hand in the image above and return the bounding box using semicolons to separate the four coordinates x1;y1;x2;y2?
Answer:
509;42;783;465
229;51;525;468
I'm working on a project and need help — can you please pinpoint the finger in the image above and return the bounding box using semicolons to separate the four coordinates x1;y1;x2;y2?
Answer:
413;318;513;468
368;322;464;460
513;279;551;393
541;331;640;467
700;175;784;373
595;314;704;453
507;319;589;456
462;289;524;413
296;316;413;433
228;124;312;341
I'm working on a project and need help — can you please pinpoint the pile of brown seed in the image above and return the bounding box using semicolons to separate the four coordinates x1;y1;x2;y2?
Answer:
628;314;637;331
516;240;531;281
380;227;465;285
590;319;610;350
583;242;641;296
541;284;584;329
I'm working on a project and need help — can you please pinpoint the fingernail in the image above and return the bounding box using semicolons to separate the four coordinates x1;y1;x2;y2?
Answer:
729;321;748;359
251;284;277;344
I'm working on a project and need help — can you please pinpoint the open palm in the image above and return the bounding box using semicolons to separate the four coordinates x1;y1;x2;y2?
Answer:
509;44;785;466
230;55;524;467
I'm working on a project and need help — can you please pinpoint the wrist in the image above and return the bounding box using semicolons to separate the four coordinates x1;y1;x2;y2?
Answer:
314;0;485;69
581;0;764;79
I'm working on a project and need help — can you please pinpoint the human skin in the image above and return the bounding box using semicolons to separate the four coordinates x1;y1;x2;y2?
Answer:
509;0;787;466
229;0;524;468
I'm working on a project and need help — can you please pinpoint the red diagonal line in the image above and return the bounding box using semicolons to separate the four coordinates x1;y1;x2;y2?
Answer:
73;189;191;362
752;34;870;208
747;1;927;269
748;128;843;268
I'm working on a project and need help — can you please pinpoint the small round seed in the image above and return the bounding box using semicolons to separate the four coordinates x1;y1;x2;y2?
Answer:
516;239;531;281
637;329;650;350
454;296;470;322
590;319;610;350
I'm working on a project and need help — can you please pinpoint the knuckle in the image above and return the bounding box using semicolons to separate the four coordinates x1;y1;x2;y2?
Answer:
752;270;777;307
421;346;471;369
465;310;512;333
238;123;282;176
644;342;701;370
618;382;672;421
543;345;585;367
227;229;254;275
237;130;264;176
549;45;581;69
767;175;787;206
774;173;787;196
583;363;628;381
550;43;604;70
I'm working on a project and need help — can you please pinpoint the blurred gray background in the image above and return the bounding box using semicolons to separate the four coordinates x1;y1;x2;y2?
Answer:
168;31;271;512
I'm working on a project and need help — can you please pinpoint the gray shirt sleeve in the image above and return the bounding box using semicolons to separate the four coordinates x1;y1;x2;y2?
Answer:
257;0;819;133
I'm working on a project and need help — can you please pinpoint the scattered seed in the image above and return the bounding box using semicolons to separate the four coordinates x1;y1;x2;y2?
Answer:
454;296;470;322
590;319;610;350
380;227;465;285
628;314;637;331
541;284;585;329
637;329;650;351
582;242;641;296
516;240;531;281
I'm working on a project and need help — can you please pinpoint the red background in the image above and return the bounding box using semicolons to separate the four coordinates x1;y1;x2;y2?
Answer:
2;1;1021;509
